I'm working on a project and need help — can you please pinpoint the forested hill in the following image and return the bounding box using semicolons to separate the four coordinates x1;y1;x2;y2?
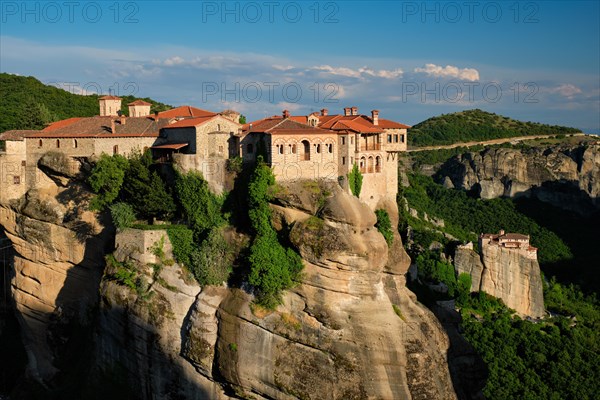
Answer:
0;73;172;132
408;109;580;147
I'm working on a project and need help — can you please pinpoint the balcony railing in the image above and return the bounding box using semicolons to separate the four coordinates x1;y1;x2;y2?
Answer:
359;143;381;151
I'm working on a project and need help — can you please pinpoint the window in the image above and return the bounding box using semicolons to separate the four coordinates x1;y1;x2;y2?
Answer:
387;134;392;143
341;137;346;145
38;139;43;148
394;134;399;143
56;139;60;148
219;145;223;152
291;144;297;154
218;124;221;131
316;144;321;153
342;156;346;165
113;145;119;155
328;143;333;153
376;156;382;172
21;160;26;167
401;134;405;143
302;140;310;161
277;144;283;154
73;139;78;148
247;143;254;154
350;136;354;145
13;176;20;184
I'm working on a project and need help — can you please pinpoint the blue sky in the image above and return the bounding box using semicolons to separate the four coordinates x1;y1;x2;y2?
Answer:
1;0;599;131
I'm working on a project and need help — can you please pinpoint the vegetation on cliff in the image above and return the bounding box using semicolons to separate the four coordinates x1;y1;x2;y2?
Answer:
408;109;580;147
0;73;172;132
400;166;599;400
247;158;303;308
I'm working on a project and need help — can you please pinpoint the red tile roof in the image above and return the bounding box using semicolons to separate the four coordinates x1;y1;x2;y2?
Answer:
163;116;216;128
151;143;189;150
157;106;217;119
43;117;82;132
244;117;336;135
128;100;152;106
376;118;411;129
0;130;39;141
99;95;121;100
27;116;169;138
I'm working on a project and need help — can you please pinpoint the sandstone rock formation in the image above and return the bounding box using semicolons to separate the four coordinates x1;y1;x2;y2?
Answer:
454;245;545;318
437;144;600;215
1;152;464;399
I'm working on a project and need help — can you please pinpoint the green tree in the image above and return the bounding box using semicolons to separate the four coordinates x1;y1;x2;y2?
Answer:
174;170;225;238
189;228;233;286
121;151;176;220
375;209;394;245
239;114;247;124
88;153;129;210
109;202;136;231
347;163;363;197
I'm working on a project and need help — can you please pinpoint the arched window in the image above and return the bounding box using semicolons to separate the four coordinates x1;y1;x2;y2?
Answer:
302;140;310;161
375;156;382;172
247;143;254;154
368;156;374;173
56;139;60;148
38;139;43;148
73;139;78;148
277;144;284;155
113;145;119;155
218;124;221;131
359;156;366;173
292;144;297;154
328;143;333;153
315;144;321;154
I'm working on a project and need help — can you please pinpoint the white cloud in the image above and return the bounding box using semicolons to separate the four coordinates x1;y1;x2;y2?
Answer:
310;65;403;80
414;63;480;81
550;84;582;99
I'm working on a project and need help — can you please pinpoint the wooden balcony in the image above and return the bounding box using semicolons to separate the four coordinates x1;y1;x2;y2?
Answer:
359;143;381;151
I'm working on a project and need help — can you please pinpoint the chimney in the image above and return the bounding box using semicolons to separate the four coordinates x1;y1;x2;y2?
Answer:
154;111;159;121
344;107;351;116
499;229;505;236
120;115;126;125
111;119;116;134
371;110;379;126
283;109;290;118
351;106;358;116
320;108;328;116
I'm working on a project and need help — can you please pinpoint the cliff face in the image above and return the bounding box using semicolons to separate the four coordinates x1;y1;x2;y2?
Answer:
0;155;111;385
1;158;462;399
93;183;458;399
437;144;600;215
454;245;545;318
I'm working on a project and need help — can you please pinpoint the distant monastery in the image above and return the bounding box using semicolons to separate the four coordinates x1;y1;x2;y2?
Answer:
0;97;409;209
478;229;538;260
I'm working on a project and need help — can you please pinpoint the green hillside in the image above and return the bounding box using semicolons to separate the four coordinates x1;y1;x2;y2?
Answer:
409;109;580;147
0;73;172;132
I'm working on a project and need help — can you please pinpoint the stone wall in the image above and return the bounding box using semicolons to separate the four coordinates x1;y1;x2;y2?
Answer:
114;228;172;265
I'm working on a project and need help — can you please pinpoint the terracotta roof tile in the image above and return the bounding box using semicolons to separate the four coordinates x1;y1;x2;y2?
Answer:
128;100;152;106
157;106;217;119
43;117;82;132
0;130;39;141
164;116;216;128
27;116;168;138
99;95;121;100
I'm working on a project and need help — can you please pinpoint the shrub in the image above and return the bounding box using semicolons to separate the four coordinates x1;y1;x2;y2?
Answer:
189;228;233;286
109;202;136;231
227;156;243;173
166;226;195;268
88;154;129;210
347;163;363;197
175;170;225;238
375;209;394;245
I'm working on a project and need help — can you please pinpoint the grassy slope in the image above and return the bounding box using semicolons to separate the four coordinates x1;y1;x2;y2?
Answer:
0;73;172;132
408;109;580;147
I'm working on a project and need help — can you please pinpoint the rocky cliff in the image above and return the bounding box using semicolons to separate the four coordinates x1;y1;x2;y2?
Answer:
437;144;600;215
0;155;464;399
454;245;545;318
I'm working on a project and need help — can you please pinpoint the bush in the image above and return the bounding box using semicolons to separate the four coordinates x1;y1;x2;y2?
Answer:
347;163;363;197
227;156;243;173
109;202;136;231
375;209;394;245
189;228;233;286
174;170;225;238
88;154;129;210
166;226;195;268
247;158;304;308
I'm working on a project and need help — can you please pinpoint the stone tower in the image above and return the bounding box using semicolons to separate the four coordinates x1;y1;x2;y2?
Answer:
99;95;122;116
128;100;152;117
